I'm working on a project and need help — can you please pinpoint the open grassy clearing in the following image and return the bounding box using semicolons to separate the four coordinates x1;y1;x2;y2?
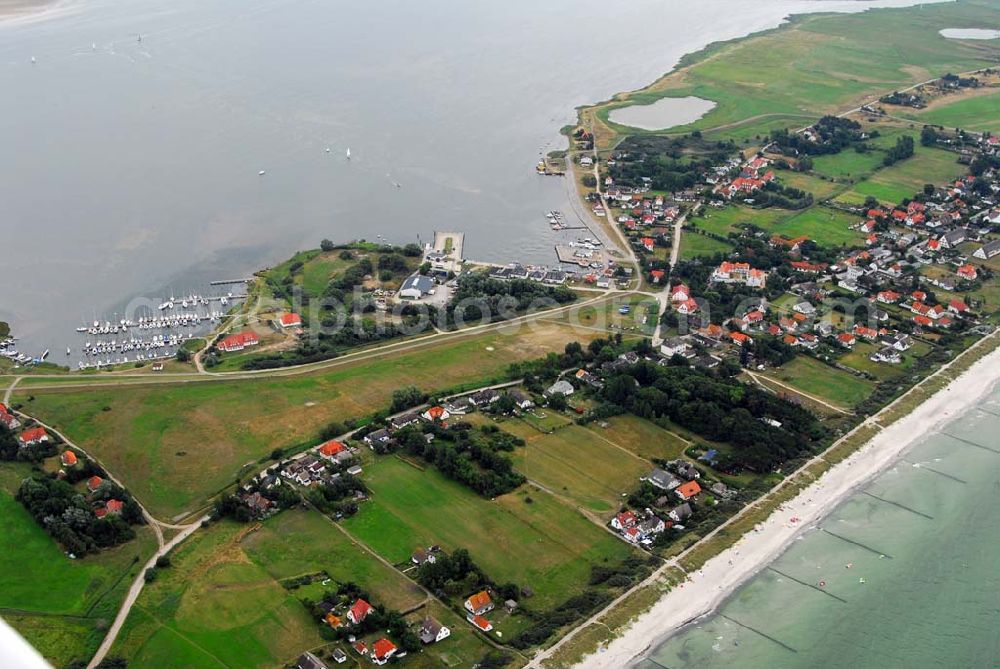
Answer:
770;207;865;247
584;414;690;463
582;1;1000;148
0;465;157;667
689;205;792;237
15;323;595;520
903;88;1000;134
777;171;846;201
678;231;733;260
767;355;875;409
500;420;649;514
111;520;323;669
342;456;635;611
835;144;966;205
241;508;425;611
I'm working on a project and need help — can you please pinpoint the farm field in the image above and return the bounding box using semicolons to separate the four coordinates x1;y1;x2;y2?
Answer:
767;355;875;409
341;456;635;610
834;145;965;205
15;322;594;520
0;465;157;667
110;520;323;669
810;147;888;181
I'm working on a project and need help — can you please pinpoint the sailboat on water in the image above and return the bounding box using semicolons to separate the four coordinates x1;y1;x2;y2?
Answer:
346;148;351;160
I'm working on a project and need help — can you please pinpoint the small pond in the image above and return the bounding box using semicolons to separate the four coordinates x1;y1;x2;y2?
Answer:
608;96;716;130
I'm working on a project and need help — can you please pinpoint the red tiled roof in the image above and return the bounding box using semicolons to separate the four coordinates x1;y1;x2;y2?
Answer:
18;427;47;444
372;638;397;660
349;598;372;623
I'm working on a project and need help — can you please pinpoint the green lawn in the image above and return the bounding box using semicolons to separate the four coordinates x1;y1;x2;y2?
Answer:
811;147;889;181
342;456;635;610
111;520;324;669
771;207;865;247
241;508;425;611
0;465;157;667
690;206;792;237
836;145;965;206
501;421;649;514
679;231;733;260
778;171;846;201
768;355;875;409
904;88;1000;134
15;323;589;520
585;415;691;463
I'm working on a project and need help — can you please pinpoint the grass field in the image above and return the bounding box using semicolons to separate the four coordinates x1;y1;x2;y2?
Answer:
583;1;1000;147
16;323;594;520
690;206;792;237
777;171;846;201
342;456;635;610
770;207;865;247
903;88;1000;134
585;415;691;462
810;147;889;181
835;145;966;205
0;465;157;667
110;520;324;669
241;508;425;611
679;231;733;260
768;355;875;409
501;420;649;514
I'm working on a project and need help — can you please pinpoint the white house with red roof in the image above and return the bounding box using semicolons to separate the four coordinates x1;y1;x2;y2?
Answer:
711;262;767;288
17;427;48;447
217;331;260;353
422;406;450;422
670;283;690;302
371;639;397;665
347;598;372;625
278;313;302;329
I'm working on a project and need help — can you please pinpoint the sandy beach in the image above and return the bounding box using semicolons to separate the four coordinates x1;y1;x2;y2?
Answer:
573;339;1000;669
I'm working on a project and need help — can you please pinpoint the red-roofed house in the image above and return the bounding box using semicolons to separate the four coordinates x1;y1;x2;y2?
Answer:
465;591;494;616
217;331;260;353
17;427;48;447
650;269;666;284
612;511;637;532
670;284;691;302
0;404;19;430
87;476;104;493
913;314;933;327
640;237;655;252
469;615;493;633
61;451;78;467
912;290;927;302
675;480;702;501
371;639;398;665
853;326;878;342
676;299;699;316
318;440;346;459
877;291;901;304
837;333;856;348
948;299;969;314
105;499;124;515
728;332;752;347
712;262;767;288
278;313;302;329
347;598;373;625
422;406;450;422
353;641;368;656
957;264;978;281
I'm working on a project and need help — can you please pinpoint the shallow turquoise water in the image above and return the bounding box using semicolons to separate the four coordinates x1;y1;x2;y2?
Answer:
637;389;1000;669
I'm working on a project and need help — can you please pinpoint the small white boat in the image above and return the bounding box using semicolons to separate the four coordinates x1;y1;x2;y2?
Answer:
66;348;71;355
258;170;266;176
346;148;351;160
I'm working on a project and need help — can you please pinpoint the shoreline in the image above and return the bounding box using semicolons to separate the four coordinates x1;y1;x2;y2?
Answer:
572;336;1000;668
0;0;77;27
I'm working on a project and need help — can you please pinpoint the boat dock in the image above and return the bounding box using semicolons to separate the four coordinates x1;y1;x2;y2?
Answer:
555;244;612;269
209;278;253;286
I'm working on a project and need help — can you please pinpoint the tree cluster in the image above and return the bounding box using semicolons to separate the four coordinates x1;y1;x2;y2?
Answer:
16;475;143;556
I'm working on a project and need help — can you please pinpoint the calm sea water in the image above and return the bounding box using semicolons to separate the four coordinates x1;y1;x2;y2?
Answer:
0;0;939;356
636;387;1000;669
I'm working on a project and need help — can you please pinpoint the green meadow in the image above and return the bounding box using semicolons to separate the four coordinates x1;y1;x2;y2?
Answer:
0;465;156;667
342;456;635;610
